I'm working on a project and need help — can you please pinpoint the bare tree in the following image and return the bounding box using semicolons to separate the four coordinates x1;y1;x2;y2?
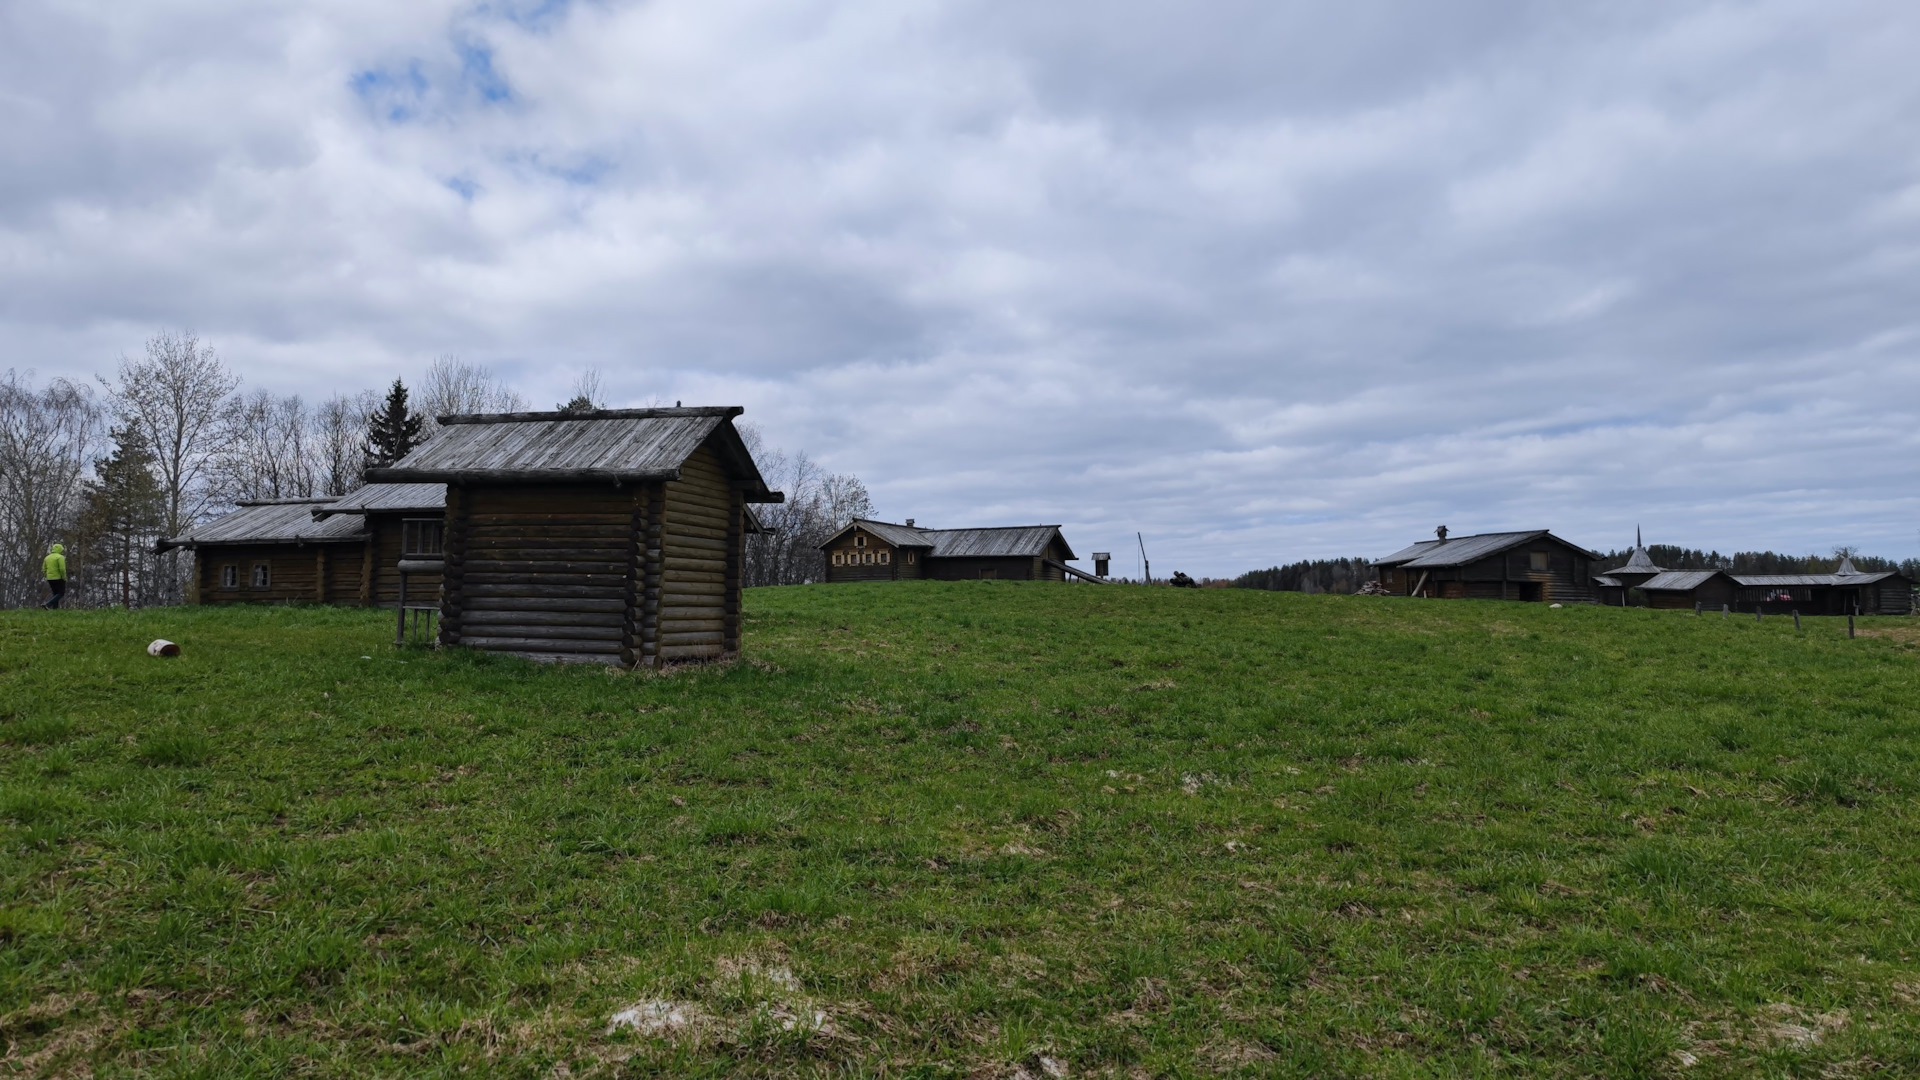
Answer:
103;331;239;601
317;390;377;496
742;439;873;587
217;390;318;503
417;356;526;435
0;370;100;608
558;367;606;412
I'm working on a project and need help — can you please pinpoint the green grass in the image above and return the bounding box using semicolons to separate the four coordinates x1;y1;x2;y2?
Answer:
3;585;1920;1077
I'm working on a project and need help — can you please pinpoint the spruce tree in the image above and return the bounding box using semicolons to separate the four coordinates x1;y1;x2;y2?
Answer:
79;426;165;608
365;379;424;468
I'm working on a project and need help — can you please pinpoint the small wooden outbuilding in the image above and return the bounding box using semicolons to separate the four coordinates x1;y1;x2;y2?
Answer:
312;483;447;607
1373;528;1601;603
159;498;369;604
1636;570;1738;610
367;407;782;666
818;518;1086;582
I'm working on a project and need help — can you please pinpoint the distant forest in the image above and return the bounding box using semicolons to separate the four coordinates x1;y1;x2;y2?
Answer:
1232;557;1376;594
1232;546;1920;595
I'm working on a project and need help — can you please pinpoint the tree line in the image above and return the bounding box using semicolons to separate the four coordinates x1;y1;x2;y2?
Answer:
1595;545;1920;578
3;331;870;607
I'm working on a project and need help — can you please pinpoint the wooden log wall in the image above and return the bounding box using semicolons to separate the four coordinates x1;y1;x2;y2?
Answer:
441;483;633;663
658;445;735;661
362;513;445;606
193;544;363;605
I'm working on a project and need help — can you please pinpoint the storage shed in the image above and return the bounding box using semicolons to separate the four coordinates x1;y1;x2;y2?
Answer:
1733;559;1913;615
1637;570;1738;610
158;498;368;604
819;518;1085;582
1373;528;1600;603
366;407;783;666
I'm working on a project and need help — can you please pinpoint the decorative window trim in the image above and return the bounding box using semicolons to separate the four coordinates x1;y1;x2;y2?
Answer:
855;535;866;547
833;552;844;566
879;551;890;564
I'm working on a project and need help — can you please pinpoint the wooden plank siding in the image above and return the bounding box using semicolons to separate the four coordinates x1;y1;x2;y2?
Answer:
658;445;735;661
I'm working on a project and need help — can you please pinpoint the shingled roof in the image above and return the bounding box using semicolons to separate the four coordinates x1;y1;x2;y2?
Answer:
365;408;783;501
1375;530;1598;569
158;498;367;552
821;519;1076;560
312;483;446;519
1639;570;1730;591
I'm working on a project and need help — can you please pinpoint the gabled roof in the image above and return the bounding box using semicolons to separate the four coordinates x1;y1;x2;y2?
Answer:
1639;570;1730;591
826;519;936;549
312;483;446;519
931;526;1074;560
1378;530;1598;569
365;407;783;502
819;518;1076;560
159;498;367;551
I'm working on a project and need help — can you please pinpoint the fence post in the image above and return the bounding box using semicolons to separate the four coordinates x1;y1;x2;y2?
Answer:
1849;613;1855;639
1722;604;1729;618
1756;609;1762;622
1793;610;1801;632
1695;601;1702;616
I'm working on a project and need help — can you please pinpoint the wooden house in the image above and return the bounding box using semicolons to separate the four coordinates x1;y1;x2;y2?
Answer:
1636;570;1739;610
1373;528;1600;603
312;483;447;607
366;407;783;666
1732;559;1913;615
158;498;369;604
818;518;1088;582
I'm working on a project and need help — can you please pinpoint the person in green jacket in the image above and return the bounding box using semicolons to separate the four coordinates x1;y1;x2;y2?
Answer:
42;543;66;609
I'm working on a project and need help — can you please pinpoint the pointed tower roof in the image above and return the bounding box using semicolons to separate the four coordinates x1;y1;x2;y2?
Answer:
1835;556;1861;576
1616;543;1662;576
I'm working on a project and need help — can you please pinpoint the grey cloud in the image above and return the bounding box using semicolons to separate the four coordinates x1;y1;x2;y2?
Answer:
3;0;1919;573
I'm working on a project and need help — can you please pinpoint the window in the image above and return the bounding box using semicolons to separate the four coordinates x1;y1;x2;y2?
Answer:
833;552;844;566
906;552;916;565
879;551;890;564
855;535;866;548
251;563;271;589
1383;569;1394;583
220;564;238;589
402;518;443;556
1529;552;1548;572
862;552;873;564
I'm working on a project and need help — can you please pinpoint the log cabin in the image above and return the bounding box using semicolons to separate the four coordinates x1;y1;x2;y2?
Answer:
1373;528;1601;603
818;518;1084;582
366;407;783;666
311;482;447;607
1732;558;1913;615
158;498;369;604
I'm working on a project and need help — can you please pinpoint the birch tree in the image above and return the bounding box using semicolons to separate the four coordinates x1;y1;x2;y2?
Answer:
104;332;238;599
0;371;99;607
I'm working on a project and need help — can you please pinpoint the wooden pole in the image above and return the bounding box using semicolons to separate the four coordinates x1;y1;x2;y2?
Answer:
1793;610;1800;631
396;568;408;646
1721;604;1729;618
1694;601;1702;616
1848;613;1855;639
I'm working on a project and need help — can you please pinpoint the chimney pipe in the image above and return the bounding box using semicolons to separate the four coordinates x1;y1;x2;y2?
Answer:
1436;525;1449;543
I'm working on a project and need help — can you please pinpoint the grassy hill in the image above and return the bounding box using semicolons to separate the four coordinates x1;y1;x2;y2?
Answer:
4;584;1920;1077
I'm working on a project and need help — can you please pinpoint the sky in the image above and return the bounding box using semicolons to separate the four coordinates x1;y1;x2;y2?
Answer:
4;0;1919;576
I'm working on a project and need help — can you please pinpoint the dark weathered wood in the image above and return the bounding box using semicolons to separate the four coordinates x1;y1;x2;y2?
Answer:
462;560;628;574
465;596;626;612
461;635;623;654
660;630;725;646
461;623;624;640
462;572;628;585
462;583;625;599
439;484;470;645
462;610;626;627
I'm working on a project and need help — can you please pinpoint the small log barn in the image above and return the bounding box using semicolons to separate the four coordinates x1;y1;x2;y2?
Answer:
1373;528;1600;603
311;483;447;607
819;518;1087;582
158;498;368;604
1635;570;1739;610
1732;559;1912;615
366;407;783;666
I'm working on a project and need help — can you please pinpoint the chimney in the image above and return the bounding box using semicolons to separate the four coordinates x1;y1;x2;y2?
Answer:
1436;525;1449;543
905;518;915;527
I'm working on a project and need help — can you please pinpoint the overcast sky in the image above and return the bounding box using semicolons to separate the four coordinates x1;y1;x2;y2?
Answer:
5;1;1919;575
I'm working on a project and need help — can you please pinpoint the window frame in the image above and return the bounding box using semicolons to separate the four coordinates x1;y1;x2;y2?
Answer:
1528;551;1549;572
219;564;239;590
401;517;444;557
251;562;272;590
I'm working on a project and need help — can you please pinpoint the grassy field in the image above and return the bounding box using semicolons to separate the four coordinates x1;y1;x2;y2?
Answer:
3;584;1920;1077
